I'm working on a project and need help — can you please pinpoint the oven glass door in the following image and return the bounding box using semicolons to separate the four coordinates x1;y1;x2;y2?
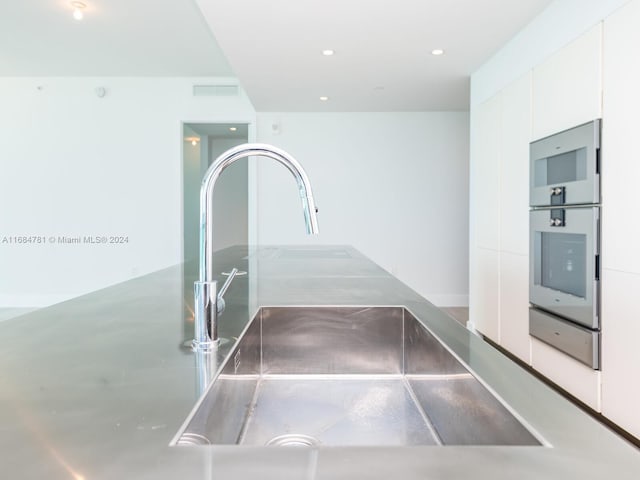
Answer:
540;231;586;298
530;207;599;329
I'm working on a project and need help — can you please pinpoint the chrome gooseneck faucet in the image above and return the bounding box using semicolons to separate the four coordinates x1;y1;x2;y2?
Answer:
192;143;319;351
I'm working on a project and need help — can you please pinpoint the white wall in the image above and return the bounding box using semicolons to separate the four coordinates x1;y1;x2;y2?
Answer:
0;81;468;308
471;0;630;108
255;112;469;306
0;77;255;307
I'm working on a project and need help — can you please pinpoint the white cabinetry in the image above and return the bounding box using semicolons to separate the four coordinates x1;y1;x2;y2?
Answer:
471;26;604;408
600;0;640;440
499;74;531;257
473;94;501;251
471;0;640;441
532;24;603;140
531;339;601;411
601;270;640;438
499;252;530;363
470;73;531;351
498;73;532;363
601;0;640;275
470;94;501;342
473;248;500;341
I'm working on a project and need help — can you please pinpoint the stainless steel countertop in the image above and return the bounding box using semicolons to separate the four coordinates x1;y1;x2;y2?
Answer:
1;245;638;479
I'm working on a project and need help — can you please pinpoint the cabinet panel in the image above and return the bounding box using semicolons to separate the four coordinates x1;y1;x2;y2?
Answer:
601;268;640;440
472;247;500;342
532;24;602;140
602;0;640;275
531;338;601;411
499;252;530;363
473;94;501;250
500;72;531;256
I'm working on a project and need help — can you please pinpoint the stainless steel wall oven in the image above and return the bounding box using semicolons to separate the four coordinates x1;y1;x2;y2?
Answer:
529;120;601;370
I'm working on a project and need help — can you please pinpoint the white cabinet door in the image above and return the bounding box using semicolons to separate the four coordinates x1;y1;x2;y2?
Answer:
500;72;531;257
497;73;531;362
472;94;501;251
601;0;640;441
531;338;601;411
532;23;602;140
499;252;530;363
601;269;640;439
470;93;501;341
472;247;500;342
601;0;640;275
471;75;530;346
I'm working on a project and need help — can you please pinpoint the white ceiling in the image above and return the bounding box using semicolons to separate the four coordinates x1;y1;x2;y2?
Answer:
195;0;554;111
0;0;233;76
0;0;553;111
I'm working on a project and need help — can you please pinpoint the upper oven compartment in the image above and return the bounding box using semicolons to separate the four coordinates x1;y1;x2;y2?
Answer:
530;119;600;207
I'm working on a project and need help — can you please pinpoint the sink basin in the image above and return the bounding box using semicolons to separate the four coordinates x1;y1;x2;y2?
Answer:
173;307;541;447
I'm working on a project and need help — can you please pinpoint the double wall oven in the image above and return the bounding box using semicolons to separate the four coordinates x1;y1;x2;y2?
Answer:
529;119;601;369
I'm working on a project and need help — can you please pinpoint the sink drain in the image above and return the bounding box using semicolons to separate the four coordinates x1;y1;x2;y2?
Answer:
265;434;320;447
176;433;211;446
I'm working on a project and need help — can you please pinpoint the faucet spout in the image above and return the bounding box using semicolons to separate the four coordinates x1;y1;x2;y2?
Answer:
193;143;319;351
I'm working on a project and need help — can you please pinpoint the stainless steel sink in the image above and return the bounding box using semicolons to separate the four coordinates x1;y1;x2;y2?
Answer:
173;307;541;447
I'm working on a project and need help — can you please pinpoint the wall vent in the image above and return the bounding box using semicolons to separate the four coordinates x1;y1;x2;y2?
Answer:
193;85;239;97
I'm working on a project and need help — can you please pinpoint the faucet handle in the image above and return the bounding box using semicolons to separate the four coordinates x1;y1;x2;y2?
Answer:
217;268;245;315
218;268;239;299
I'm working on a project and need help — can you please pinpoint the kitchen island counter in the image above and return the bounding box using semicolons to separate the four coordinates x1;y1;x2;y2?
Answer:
1;246;638;479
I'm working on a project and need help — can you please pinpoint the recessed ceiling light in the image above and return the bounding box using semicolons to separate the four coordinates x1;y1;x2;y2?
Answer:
229;127;237;132
71;1;86;21
431;49;445;56
319;96;329;101
322;49;335;56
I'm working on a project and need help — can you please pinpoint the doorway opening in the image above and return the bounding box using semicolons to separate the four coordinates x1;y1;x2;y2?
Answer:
182;123;249;263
